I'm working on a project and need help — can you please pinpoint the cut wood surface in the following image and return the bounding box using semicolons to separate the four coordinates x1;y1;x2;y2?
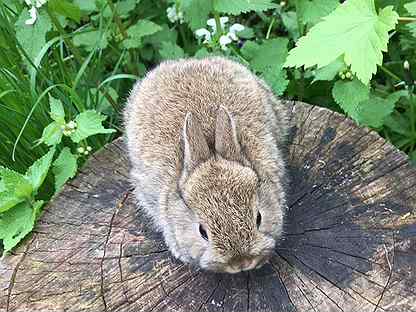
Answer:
1;101;415;312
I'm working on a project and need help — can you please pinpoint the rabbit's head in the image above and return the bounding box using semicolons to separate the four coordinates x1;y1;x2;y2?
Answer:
172;106;284;273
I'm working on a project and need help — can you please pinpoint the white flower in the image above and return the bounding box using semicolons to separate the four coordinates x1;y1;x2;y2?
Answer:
166;5;184;24
24;0;47;25
77;147;85;154
67;121;77;129
229;23;244;35
195;28;211;43
25;6;37;25
219;35;232;50
207;17;229;33
35;0;47;8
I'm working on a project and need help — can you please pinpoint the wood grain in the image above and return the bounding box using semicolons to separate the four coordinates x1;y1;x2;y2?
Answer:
1;102;415;312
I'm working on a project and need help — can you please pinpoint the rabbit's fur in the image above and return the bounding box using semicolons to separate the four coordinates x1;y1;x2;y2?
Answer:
124;57;288;273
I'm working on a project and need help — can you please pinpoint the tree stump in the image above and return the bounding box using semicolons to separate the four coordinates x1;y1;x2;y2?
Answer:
1;102;415;312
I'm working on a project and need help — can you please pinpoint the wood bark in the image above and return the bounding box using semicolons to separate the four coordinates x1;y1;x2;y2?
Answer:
1;102;415;312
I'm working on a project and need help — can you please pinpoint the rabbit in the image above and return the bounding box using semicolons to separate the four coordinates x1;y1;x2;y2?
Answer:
124;56;288;273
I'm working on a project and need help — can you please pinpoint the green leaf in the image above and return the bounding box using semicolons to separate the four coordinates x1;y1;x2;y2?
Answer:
405;2;416;37
240;40;260;60
48;0;81;23
49;95;65;124
73;29;109;51
25;148;56;192
70;110;116;143
298;0;339;27
159;42;186;60
124;20;162;49
384;113;411;136
15;8;52;66
332;78;370;118
404;1;416;15
182;0;213;30
53;147;78;191
409;150;416;165
213;0;278;15
39;121;63;146
144;24;178;48
312;56;345;82
248;38;289;73
281;11;300;41
0;167;33;213
284;0;399;84
0;201;43;252
407;23;416;37
117;0;138;18
261;67;289;96
194;47;211;58
356;93;402;128
73;0;98;14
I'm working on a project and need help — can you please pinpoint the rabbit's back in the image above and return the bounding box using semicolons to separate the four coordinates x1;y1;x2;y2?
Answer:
125;57;285;181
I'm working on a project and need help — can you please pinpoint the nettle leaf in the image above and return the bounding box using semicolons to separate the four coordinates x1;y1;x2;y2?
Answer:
0;167;33;213
405;1;416;15
49;95;65;123
247;38;289;73
312;56;345;82
39;122;63;146
284;0;399;84
159;42;186;60
281;11;300;41
356;92;403;128
261;67;289;96
53;147;78;191
48;0;81;23
144;24;178;48
15;8;52;66
194;47;211;58
332;78;370;119
405;2;416;37
0;201;43;252
117;0;138;18
298;0;339;27
73;0;98;14
73;29;109;51
182;0;213;30
70;110;116;143
124;20;162;49
242;39;289;95
213;0;278;15
25;147;56;192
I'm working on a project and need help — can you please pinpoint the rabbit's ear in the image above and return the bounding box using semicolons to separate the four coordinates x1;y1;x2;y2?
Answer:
215;106;242;161
182;112;210;174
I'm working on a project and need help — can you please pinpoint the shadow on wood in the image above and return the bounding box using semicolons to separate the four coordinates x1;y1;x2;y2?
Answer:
1;102;415;312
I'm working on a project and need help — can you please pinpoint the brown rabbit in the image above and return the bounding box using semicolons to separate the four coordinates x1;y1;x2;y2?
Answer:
124;57;288;273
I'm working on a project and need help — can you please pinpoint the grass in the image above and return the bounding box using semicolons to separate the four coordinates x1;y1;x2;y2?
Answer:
0;4;135;177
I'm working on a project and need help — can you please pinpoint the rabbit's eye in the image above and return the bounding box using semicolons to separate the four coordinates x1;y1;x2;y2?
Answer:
256;212;262;228
199;224;208;240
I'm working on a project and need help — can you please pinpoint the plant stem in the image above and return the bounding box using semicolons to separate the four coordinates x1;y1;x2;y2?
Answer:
266;17;276;39
213;11;222;40
378;65;401;82
229;46;250;66
179;24;189;51
46;9;83;64
294;0;304;37
107;0;128;39
398;17;416;23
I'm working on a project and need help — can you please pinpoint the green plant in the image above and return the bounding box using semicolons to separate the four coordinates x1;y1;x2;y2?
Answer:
1;0;415;253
